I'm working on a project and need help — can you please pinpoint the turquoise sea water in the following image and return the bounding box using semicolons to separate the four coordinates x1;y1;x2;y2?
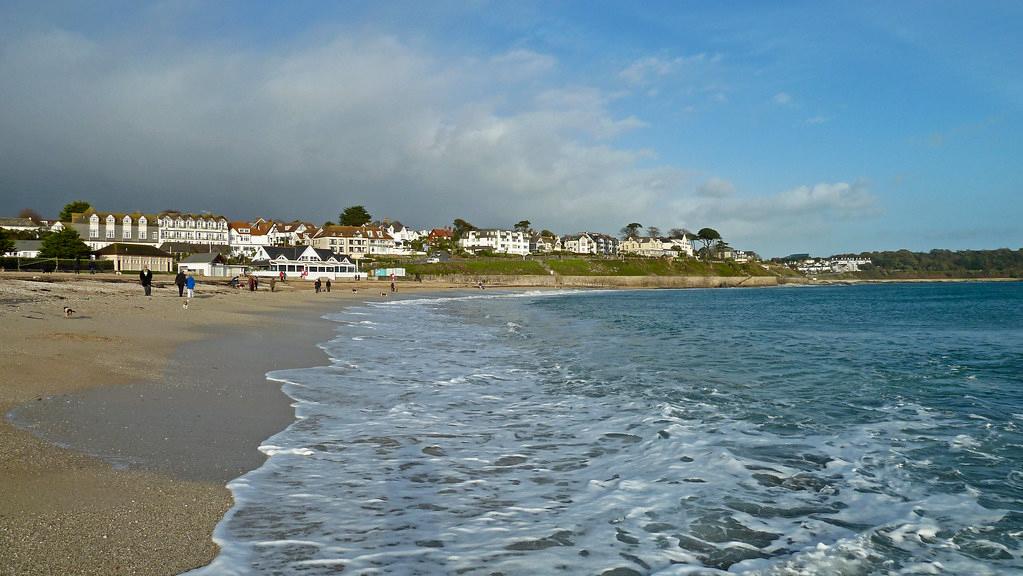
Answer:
189;283;1023;575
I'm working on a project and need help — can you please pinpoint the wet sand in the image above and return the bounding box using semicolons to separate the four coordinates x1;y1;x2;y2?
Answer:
0;273;461;575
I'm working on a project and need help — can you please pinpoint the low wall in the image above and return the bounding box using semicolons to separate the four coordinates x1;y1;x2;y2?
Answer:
417;274;788;288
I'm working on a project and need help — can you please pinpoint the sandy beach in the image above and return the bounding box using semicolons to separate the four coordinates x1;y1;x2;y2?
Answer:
0;273;463;575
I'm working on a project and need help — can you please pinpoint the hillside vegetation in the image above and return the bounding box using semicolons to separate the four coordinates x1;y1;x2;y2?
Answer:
397;256;785;277
847;249;1023;279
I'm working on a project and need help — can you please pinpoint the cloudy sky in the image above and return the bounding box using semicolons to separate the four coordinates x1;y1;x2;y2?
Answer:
1;1;1020;256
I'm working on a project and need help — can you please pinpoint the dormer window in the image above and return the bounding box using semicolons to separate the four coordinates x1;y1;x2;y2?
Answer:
89;214;100;238
138;217;147;239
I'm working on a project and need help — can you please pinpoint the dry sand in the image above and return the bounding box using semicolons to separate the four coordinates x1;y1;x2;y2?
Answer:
0;273;469;575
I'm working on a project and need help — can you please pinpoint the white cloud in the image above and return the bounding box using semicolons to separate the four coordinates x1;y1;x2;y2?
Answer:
488;49;557;78
773;91;792;105
618;53;709;85
669;181;880;253
806;115;830;125
697;177;736;198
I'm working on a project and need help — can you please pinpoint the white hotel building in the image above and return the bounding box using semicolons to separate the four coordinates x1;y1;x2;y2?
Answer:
457;229;529;256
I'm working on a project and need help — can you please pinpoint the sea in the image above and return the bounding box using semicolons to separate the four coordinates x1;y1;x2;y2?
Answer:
187;282;1023;575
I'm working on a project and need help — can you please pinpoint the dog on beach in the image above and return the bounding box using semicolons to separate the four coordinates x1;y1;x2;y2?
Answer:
352;288;358;293
63;306;75;318
183;299;189;310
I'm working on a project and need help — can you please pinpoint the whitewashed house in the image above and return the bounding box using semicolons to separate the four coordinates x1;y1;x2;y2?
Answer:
156;212;229;246
376;221;421;254
177;253;247;277
310;226;398;259
70;210;160;250
561;233;619;256
269;221;318;246
621;235;695;258
458;229;529;255
561;233;593;254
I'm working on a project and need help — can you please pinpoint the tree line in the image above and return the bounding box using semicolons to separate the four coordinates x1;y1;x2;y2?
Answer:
848;248;1023;278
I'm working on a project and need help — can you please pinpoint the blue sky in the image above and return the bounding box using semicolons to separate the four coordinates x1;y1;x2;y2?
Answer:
1;1;1020;256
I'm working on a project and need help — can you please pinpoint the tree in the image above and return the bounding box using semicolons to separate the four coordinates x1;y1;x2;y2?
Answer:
697;227;722;260
620;222;643;239
452;218;477;240
646;226;661;239
39;228;90;259
18;208;42;223
668;228;688;239
514;220;531;233
59;201;91;222
339;206;372;226
0;229;14;255
322;220;336;227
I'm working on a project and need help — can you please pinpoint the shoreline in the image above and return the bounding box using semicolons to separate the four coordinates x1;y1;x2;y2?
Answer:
0;274;464;575
2;273;1017;574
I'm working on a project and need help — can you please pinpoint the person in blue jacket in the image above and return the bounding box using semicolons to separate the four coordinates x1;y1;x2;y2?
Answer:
185;273;196;299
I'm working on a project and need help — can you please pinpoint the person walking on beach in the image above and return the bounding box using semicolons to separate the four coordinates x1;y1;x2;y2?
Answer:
270;276;276;293
248;275;255;292
326;279;331;292
74;257;81;274
88;259;96;274
185;273;196;299
139;265;153;297
314;278;321;293
174;270;187;297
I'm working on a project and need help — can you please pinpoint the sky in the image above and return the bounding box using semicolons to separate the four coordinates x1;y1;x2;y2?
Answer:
1;1;1020;257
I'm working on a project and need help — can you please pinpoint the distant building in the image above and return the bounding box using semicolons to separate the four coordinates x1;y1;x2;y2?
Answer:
428;228;453;241
93;243;174;272
66;210;159;250
250;245;358;280
5;240;42;257
562;232;620;256
529;233;560;253
67;209;229;251
458;229;529;255
621;235;694;258
155;211;229;246
310;226;398;259
177;253;247;277
0;217;42;232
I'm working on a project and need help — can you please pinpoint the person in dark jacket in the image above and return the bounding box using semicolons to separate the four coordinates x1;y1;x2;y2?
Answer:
139;266;154;297
174;270;187;297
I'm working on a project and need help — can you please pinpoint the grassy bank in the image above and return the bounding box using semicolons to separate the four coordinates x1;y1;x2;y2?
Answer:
389;256;793;278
